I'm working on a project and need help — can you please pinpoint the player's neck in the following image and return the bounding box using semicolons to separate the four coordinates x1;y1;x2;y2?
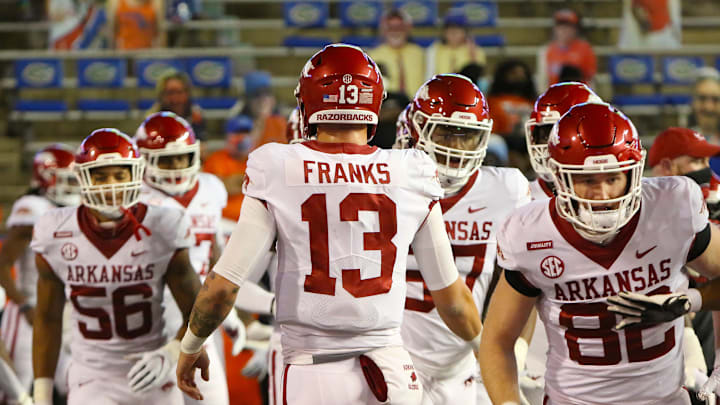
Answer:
87;206;125;226
315;124;368;145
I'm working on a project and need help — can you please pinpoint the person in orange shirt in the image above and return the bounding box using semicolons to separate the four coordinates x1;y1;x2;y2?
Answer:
536;9;597;89
618;0;681;49
203;115;254;221
239;71;287;148
107;0;165;49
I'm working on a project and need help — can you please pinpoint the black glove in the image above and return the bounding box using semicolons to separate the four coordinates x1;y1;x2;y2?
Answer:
606;291;691;329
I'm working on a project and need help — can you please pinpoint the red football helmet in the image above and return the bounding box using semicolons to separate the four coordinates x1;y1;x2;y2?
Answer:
294;43;386;141
285;107;304;144
392;103;412;149
134;111;199;195
525;82;602;181
32;144;80;206
408;74;493;192
547;103;645;241
75;128;145;217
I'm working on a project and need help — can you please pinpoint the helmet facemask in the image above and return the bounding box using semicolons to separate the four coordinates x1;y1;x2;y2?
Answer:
525;111;561;182
413;110;492;193
141;141;200;195
45;167;81;207
75;156;145;219
549;152;645;244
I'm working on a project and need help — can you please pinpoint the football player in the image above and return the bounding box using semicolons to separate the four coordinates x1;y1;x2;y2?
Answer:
396;74;530;404
176;44;483;405
525;82;601;201
134;111;247;405
0;144;80;394
31;129;201;405
480;103;720;404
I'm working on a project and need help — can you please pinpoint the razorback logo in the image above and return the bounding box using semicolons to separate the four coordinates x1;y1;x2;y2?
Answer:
527;240;553;251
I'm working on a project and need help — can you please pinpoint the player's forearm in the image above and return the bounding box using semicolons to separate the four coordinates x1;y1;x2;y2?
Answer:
479;337;522;404
188;272;239;337
0;264;26;304
433;278;482;341
694;280;720;311
32;311;62;378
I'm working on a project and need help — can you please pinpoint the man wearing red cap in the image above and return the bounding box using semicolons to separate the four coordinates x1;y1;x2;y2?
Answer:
537;9;597;89
649;127;720;177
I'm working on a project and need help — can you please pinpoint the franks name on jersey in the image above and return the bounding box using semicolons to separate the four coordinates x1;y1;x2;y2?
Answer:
302;160;391;185
496;176;708;404
401;167;530;377
65;263;156;284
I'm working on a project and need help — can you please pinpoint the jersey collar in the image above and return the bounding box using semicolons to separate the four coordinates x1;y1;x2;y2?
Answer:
549;198;641;269
301;140;378;155
439;170;479;213
172;181;200;208
78;203;148;259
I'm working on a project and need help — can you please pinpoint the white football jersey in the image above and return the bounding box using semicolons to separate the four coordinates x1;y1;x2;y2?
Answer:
139;172;227;280
529;178;554;201
402;166;530;376
6;194;57;303
30;203;192;375
242;141;443;364
496;176;708;404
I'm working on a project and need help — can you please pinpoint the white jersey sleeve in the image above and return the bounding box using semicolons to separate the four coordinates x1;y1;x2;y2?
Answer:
159;208;193;252
242;145;271;202
7;195;55;228
202;172;228;209
683;176;709;234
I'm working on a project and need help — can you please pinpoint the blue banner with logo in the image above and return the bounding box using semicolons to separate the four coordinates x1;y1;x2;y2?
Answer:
452;1;496;27
609;55;654;85
15;59;63;88
284;2;329;28
394;1;437;27
135;59;185;88
77;58;125;88
339;1;382;28
186;57;232;88
662;56;704;85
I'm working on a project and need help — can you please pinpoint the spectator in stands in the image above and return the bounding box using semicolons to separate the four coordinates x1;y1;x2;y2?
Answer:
203;115;254;221
48;0;103;49
618;0;681;50
369;9;425;99
107;0;165;49
425;8;486;80
487;59;536;174
236;71;286;147
536;9;596;89
147;70;206;141
690;68;720;144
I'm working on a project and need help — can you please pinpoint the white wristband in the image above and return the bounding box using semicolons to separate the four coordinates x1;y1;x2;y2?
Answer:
33;377;53;402
468;331;482;354
687;288;702;312
180;328;206;354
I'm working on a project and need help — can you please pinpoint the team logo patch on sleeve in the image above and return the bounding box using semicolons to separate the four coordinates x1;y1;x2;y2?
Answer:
527;240;553;251
540;255;564;278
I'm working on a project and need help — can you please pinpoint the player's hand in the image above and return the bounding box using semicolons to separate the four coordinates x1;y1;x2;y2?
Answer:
246;320;273;342
606;291;692;329
684;327;708;392
176;348;210;401
241;340;269;378
224;322;247;356
699;349;720;404
14;393;35;405
125;340;180;393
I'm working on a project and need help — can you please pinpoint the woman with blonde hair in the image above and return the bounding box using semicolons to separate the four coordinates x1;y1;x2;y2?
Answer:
147;70;206;141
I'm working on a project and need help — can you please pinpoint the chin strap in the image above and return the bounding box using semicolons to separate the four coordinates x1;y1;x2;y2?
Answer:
120;207;152;241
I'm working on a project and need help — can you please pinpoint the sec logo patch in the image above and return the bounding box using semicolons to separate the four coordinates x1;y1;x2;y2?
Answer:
540;255;564;278
61;242;78;261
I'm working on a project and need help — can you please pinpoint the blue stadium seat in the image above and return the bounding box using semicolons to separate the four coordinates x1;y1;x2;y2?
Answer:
185;57;235;110
76;58;130;113
612;94;666;106
609;55;654;85
283;1;329;28
134;58;186;88
339;1;382;28
283;36;334;48
394;1;437;27
665;94;692;105
339;35;380;49
13;59;67;113
452;1;497;27
475;34;505;47
662;56;704;85
412;36;436;48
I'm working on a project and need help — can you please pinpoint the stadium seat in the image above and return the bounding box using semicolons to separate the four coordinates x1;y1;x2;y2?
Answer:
134;58;186;110
661;56;704;85
76;58;130;113
13;59;67;114
394;1;437;27
185;57;236;110
412;36;436;48
283;1;329;28
339;35;380;49
282;36;334;48
475;34;505;47
609;55;664;106
452;1;497;27
339;1;382;28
